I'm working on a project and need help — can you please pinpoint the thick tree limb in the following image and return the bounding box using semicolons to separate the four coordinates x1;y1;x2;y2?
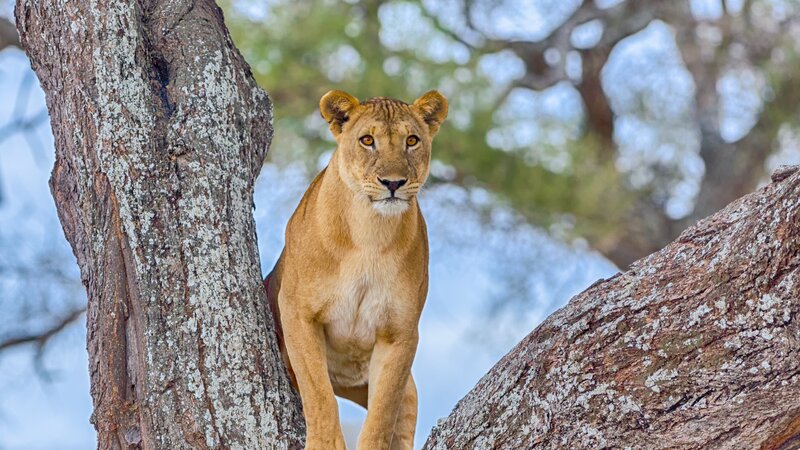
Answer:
16;1;304;448
425;166;800;449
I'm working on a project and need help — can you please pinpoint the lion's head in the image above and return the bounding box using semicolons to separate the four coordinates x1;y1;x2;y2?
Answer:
320;90;448;216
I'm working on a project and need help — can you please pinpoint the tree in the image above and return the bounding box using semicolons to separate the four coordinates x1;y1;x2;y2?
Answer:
458;0;800;268
14;0;800;447
0;16;18;51
424;165;800;449
224;0;800;269
15;1;303;448
9;0;798;351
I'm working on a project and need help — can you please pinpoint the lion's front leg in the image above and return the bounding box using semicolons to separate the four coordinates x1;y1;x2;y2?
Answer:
390;375;418;450
280;292;346;450
358;334;418;450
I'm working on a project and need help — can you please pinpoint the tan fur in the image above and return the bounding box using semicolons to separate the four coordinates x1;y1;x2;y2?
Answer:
266;90;447;450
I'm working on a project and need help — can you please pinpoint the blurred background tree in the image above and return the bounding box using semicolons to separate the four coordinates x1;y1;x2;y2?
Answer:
2;0;799;371
4;0;799;359
0;2;84;362
223;0;800;268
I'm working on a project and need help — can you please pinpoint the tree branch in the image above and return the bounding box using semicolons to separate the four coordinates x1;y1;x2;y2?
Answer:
675;2;800;225
0;17;20;51
509;0;675;92
0;307;85;352
425;166;800;449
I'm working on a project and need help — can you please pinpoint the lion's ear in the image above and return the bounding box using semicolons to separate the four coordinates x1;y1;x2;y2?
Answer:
413;90;448;136
320;90;360;136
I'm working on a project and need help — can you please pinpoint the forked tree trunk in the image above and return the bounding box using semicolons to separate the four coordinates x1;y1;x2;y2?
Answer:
15;1;304;449
425;165;800;450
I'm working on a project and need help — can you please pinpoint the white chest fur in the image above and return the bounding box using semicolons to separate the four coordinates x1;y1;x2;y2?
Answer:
323;252;396;387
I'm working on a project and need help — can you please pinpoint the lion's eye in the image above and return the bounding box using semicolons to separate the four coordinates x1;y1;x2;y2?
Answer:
359;135;374;147
406;135;419;147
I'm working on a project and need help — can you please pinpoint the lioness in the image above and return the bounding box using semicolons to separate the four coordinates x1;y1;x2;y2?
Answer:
264;89;447;450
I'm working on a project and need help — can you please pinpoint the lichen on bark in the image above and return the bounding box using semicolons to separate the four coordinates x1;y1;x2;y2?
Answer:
16;0;304;448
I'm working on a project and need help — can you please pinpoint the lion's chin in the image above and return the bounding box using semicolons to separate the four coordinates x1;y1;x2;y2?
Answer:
371;198;410;216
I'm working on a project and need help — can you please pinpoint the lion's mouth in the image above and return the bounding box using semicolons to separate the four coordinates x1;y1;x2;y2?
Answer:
368;195;409;203
368;195;411;216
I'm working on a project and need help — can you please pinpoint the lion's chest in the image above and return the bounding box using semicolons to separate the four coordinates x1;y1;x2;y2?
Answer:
322;255;395;387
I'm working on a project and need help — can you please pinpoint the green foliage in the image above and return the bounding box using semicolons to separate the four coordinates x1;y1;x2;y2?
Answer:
223;0;630;246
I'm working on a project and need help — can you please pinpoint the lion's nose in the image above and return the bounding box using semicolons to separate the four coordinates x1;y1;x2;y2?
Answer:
378;177;407;196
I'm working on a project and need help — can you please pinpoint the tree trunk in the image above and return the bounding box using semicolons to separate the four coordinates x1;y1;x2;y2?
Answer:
425;165;800;449
15;1;304;449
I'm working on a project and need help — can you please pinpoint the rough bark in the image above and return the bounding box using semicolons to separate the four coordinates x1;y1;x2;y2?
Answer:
424;165;800;449
15;1;304;449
